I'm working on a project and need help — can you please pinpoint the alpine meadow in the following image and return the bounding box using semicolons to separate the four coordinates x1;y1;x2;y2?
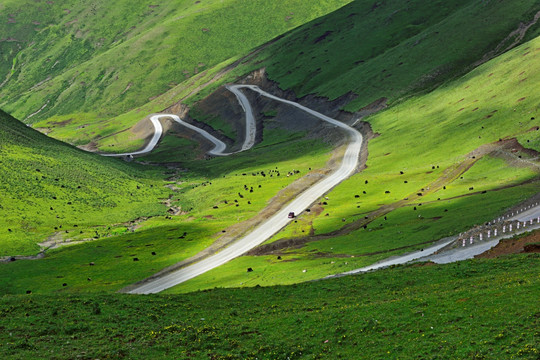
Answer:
1;1;539;359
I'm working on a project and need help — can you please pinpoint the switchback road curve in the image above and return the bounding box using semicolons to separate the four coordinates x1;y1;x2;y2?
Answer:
123;85;363;294
102;85;256;157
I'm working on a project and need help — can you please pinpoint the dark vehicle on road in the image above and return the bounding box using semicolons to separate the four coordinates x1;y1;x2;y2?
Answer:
288;212;295;218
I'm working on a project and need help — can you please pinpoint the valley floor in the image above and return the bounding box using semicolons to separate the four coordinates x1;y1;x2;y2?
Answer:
1;252;538;359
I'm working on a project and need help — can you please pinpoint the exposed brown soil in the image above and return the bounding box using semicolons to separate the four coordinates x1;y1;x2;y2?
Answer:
410;261;437;267
475;229;540;259
49;118;73;126
0;252;44;263
249;234;437;258
354;97;388;121
77;140;99;152
166;86;240;152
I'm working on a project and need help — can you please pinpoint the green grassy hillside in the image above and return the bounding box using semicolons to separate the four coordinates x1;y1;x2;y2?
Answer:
250;0;540;111
0;0;538;298
1;253;538;359
0;126;334;294
174;34;540;292
0;110;169;255
0;0;352;125
73;0;540;153
5;0;539;154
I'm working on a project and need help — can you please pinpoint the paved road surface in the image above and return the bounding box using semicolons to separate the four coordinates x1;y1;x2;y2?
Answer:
103;83;536;292
509;205;540;222
101;115;164;157
334;203;540;274
102;85;257;157
330;237;456;277
127;86;363;294
227;85;256;152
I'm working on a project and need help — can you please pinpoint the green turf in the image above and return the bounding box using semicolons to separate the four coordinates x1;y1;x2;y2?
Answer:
0;122;334;293
0;0;352;129
169;35;540;290
0;110;170;255
5;0;539;155
305;35;540;237
1;0;539;297
1;253;538;359
169;183;539;292
247;0;540;112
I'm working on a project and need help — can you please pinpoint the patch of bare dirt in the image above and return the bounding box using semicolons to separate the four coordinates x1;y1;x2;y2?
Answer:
50;118;73;126
77;140;99;152
25;100;50;121
491;138;540;171
163;197;182;215
164;183;182;191
121;82;133;95
411;261;437;267
354;97;388;120
475;229;540;259
29;76;52;91
0;253;44;263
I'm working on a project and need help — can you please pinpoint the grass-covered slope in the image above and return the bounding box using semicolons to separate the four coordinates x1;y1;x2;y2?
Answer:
0;127;334;295
1;0;539;296
247;0;540;111
3;0;537;154
173;34;540;292
1;253;538;359
0;110;169;255
0;0;352;123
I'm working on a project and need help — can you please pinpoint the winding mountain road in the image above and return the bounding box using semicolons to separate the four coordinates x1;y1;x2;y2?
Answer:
101;116;164;157
102;85;256;157
101;84;537;293
122;85;363;294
